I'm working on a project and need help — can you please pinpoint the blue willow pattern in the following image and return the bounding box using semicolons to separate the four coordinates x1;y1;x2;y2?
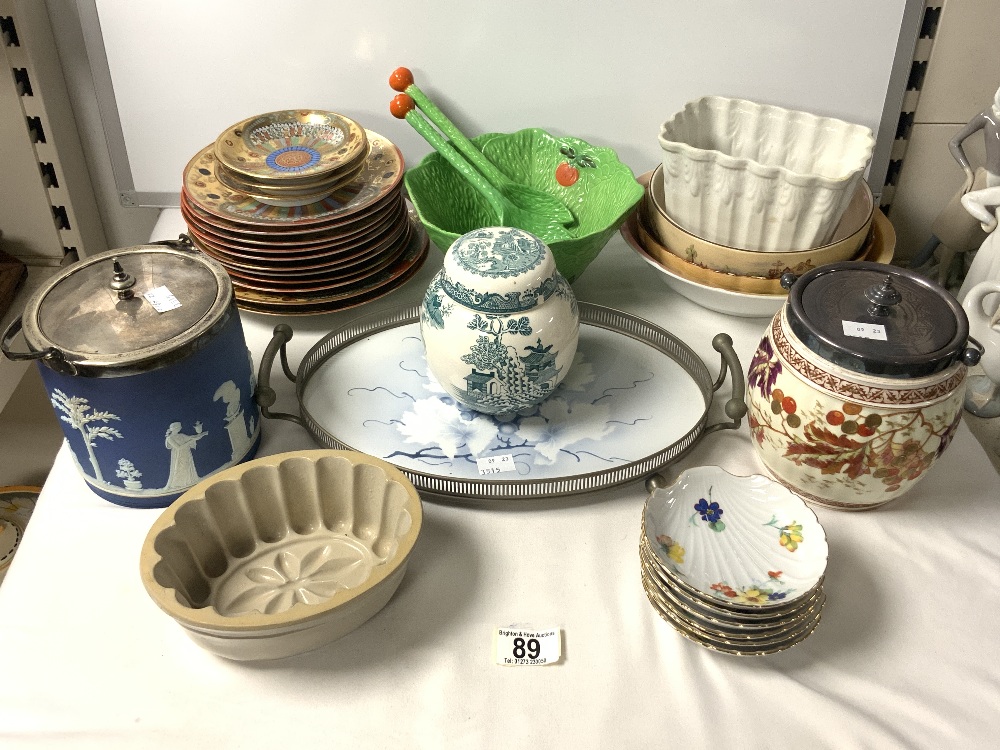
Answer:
452;228;546;278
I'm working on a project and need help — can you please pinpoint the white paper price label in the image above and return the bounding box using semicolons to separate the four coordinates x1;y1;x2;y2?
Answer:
143;285;182;313
494;627;561;666
477;454;516;476
842;320;887;341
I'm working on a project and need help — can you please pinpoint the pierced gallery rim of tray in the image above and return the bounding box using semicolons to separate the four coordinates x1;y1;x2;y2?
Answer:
259;303;744;500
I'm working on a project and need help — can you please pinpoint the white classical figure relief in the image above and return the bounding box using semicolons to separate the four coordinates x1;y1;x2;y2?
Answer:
214;380;254;461
163;421;208;490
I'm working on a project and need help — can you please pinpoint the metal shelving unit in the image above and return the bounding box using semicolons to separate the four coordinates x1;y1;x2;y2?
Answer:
0;0;105;410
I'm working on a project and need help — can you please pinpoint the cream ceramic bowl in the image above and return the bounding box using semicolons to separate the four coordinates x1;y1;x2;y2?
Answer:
621;212;785;318
644;165;875;277
658;96;874;251
140;450;422;660
620;206;895;318
638;206;893;296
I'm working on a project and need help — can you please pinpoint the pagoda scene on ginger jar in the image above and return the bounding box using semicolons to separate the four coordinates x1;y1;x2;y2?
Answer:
420;227;579;415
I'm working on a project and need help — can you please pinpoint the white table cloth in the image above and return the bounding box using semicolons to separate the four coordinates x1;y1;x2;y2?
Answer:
1;209;998;749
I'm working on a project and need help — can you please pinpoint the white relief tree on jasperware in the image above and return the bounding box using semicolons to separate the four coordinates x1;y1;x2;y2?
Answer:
50;388;123;482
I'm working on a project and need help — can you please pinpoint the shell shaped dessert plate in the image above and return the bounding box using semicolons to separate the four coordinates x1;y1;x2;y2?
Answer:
642;572;824;643
639;541;823;627
639;466;829;655
643;466;828;609
641;573;823;656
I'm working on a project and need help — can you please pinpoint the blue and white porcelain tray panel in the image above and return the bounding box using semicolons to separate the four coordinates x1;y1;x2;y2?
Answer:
292;304;727;500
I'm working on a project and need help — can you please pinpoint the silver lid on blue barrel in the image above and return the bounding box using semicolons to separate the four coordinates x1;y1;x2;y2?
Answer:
19;238;233;377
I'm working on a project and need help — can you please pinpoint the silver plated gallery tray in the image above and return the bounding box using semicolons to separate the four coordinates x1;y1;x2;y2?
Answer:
257;303;745;500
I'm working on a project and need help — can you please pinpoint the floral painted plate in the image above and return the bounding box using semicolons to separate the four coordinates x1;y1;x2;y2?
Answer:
270;304;741;500
642;466;828;609
639;527;825;619
642;569;824;643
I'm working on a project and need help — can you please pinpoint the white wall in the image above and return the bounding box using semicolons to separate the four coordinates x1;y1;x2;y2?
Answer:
78;0;914;210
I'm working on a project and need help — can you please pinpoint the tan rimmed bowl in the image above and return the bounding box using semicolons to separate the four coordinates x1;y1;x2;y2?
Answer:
139;450;422;661
637;203;893;296
620;209;894;318
644;165;874;276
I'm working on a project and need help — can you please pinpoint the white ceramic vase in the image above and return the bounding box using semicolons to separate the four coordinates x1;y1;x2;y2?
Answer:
962;280;1000;417
658;96;874;251
420;227;579;416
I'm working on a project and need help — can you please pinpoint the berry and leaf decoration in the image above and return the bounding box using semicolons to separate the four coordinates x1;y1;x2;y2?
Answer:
555;144;597;187
751;388;956;493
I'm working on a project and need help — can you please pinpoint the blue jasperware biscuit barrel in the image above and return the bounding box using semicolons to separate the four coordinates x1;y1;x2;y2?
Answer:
2;242;260;508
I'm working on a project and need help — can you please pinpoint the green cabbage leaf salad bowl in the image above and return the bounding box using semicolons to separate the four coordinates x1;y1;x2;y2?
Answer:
404;128;643;283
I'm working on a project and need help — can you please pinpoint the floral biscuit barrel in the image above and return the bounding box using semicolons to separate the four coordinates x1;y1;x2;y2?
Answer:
420;227;579;415
747;261;981;510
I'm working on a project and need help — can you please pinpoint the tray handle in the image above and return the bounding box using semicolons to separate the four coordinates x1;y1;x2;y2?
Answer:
704;333;747;435
255;324;303;425
645;333;746;494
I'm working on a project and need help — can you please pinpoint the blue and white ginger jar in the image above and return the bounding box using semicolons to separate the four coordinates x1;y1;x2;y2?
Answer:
420;227;579;415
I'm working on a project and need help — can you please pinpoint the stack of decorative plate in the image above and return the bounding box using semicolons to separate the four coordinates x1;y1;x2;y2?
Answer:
181;110;427;315
640;466;829;656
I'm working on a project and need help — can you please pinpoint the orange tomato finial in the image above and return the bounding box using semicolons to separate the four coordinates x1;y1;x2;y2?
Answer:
390;93;415;119
389;67;414;92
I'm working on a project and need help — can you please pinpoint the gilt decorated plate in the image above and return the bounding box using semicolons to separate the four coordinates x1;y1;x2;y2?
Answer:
184;130;403;226
214;109;367;182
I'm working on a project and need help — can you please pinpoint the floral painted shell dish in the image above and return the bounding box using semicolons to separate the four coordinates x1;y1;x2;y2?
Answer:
642;466;828;609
